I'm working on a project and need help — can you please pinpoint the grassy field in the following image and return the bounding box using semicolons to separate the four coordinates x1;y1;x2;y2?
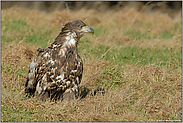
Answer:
1;6;182;122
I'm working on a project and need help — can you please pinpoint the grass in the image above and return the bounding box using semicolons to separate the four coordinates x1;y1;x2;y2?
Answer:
79;44;181;71
1;6;182;122
1;17;53;48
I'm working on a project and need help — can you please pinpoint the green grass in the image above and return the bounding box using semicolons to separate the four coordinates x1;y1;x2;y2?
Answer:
79;44;181;70
1;101;50;122
93;25;109;37
126;29;150;40
1;60;27;78
1;17;53;48
2;17;29;32
125;22;181;40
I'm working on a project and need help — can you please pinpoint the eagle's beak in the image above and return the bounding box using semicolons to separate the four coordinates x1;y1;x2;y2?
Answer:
81;26;94;35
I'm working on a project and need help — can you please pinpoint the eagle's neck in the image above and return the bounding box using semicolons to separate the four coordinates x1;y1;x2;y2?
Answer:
63;32;78;48
51;31;79;49
51;31;80;57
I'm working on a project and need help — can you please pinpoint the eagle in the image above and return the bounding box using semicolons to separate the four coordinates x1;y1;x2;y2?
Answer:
25;20;94;101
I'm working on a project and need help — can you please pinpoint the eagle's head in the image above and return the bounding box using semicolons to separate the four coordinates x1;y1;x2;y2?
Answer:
53;20;94;48
62;20;94;38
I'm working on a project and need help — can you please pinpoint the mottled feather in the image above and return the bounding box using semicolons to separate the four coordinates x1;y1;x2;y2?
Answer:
25;20;94;101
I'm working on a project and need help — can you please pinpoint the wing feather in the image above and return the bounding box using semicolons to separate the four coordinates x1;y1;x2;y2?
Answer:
25;47;83;101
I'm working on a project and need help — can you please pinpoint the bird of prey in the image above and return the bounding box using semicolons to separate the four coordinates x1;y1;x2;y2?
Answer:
25;20;94;101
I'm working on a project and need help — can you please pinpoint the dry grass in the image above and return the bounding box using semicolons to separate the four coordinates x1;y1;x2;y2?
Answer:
1;5;182;122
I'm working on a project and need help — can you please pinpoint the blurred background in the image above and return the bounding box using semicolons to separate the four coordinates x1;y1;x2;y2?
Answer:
1;1;182;18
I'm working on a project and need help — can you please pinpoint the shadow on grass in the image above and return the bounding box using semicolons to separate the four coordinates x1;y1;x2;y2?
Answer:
78;86;105;99
62;86;106;102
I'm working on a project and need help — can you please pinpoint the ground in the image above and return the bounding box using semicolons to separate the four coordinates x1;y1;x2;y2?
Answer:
1;6;182;122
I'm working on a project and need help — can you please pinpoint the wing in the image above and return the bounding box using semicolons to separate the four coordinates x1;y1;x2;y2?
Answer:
25;48;52;96
25;47;83;101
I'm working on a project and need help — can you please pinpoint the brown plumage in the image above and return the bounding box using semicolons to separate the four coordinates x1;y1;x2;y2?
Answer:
25;20;94;101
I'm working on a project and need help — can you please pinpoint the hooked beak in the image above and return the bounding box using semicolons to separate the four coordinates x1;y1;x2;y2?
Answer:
81;26;94;35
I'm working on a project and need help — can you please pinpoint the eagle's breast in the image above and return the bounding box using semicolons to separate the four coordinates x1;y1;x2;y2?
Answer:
34;31;83;98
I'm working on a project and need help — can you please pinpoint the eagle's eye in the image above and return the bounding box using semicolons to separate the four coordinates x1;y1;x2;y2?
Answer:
79;25;83;28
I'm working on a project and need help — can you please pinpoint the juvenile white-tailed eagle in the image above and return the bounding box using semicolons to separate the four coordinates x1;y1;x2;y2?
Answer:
25;20;94;101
